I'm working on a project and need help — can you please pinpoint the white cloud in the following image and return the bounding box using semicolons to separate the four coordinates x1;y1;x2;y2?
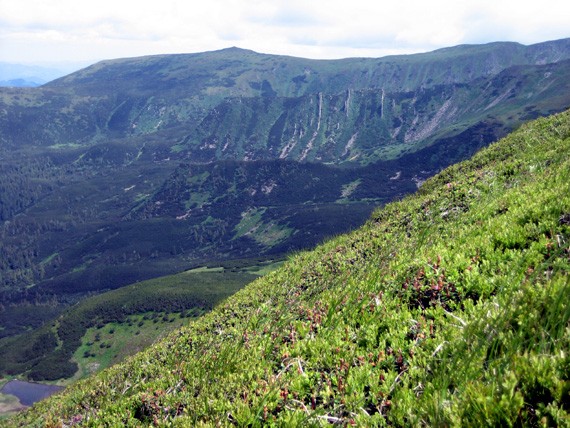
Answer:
461;0;570;44
0;0;568;65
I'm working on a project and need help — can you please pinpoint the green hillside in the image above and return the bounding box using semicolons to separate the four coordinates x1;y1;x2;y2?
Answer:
6;109;569;426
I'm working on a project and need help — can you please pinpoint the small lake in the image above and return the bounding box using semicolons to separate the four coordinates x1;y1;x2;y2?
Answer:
1;380;64;406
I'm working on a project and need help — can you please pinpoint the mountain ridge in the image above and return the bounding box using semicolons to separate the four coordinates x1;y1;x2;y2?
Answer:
2;39;569;165
47;38;570;89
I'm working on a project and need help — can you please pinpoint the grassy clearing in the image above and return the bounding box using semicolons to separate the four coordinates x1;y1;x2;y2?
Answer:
185;259;284;276
233;208;293;247
7;110;570;426
242;260;286;276
233;208;266;238
72;312;191;381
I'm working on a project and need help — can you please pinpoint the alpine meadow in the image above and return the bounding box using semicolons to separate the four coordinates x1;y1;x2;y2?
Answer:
0;38;569;426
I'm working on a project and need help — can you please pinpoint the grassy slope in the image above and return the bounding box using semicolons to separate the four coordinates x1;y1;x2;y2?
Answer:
8;111;570;426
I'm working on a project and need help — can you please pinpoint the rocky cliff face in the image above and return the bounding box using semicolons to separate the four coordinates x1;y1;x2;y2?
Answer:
177;59;570;164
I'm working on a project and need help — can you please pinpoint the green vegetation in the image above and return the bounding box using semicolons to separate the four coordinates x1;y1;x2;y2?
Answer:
73;312;193;380
7;108;570;426
0;270;257;382
233;208;293;247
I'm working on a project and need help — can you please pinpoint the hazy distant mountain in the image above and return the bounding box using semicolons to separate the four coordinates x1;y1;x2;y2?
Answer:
0;78;43;87
0;61;89;87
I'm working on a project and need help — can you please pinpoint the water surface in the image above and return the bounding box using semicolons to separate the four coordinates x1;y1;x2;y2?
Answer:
1;380;64;406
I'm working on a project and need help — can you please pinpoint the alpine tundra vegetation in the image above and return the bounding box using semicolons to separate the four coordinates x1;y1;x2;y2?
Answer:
6;107;570;426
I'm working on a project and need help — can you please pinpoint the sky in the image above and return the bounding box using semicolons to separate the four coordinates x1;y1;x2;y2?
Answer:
1;0;569;69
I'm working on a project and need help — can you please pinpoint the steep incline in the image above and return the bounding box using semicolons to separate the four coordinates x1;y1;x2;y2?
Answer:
9;110;569;426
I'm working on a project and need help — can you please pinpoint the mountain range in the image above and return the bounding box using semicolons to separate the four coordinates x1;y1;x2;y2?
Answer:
0;38;570;384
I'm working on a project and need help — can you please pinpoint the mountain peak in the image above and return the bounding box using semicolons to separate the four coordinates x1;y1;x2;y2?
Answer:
215;46;257;53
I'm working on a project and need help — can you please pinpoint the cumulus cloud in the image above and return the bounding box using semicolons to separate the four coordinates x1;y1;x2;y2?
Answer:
0;0;568;64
